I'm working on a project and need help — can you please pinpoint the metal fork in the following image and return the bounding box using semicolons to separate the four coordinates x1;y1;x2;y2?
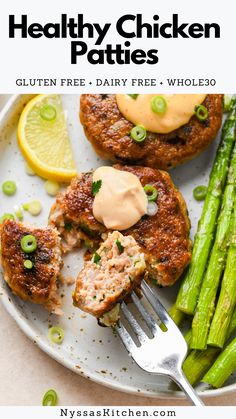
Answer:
115;280;204;406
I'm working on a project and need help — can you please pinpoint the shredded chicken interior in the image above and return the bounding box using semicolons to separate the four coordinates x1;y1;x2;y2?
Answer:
73;231;146;325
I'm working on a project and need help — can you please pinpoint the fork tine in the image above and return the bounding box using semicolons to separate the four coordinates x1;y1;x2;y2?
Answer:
120;302;148;344
131;292;160;336
115;282;203;407
141;280;176;329
115;320;137;353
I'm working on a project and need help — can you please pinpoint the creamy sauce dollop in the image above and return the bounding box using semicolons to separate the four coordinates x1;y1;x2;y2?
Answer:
116;94;207;134
92;166;148;230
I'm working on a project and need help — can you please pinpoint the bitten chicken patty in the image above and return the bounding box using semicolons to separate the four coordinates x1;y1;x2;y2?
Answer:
73;231;146;325
80;94;223;170
49;165;191;287
0;220;63;314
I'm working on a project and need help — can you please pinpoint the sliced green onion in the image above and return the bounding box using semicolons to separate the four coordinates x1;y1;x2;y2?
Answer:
130;125;146;143
93;252;101;264
14;205;24;220
224;95;233;112
40;104;57;121
42;389;58;406
24;259;33;269
25;162;35;176
193;185;207;201
128;94;139;100
147;201;158;216
44;180;60;197
0;213;15;223
23;200;42;216
48;326;65;344
116;239;124;253
2;180;17;196
150;96;167;114
194;105;208;121
21;234;37;253
143;184;158;202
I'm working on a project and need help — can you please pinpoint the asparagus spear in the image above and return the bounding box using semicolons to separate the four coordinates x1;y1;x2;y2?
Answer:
184;329;192;348
190;146;236;349
169;303;185;326
176;100;236;314
202;337;236;388
183;347;219;386
183;308;236;386
207;194;236;348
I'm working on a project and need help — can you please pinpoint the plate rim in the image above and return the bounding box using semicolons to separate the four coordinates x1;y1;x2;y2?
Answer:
1;94;236;400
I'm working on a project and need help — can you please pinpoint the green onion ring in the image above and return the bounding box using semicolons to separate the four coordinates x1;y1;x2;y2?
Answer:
14;205;24;220
49;326;65;344
21;234;37;253
147;201;158;216
0;213;15;223
42;389;58;406
143;184;158;202
130;125;146;143
2;180;17;196
194;104;208;121
23;200;42;216
150;96;167;114
24;259;33;269
193;185;207;201
44;180;60;196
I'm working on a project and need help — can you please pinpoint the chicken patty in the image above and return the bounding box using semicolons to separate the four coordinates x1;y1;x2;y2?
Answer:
80;94;223;170
73;231;146;325
0;220;63;314
49;165;191;287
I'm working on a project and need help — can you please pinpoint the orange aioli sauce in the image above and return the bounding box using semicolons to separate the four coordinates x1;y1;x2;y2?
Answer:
116;94;207;134
92;166;148;230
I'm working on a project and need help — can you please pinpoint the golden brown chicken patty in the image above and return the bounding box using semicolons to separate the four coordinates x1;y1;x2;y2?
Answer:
49;165;191;286
80;94;223;170
73;231;146;322
0;220;63;314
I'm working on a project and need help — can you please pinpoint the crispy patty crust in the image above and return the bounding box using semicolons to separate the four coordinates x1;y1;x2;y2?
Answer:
0;220;63;314
80;94;223;170
49;165;191;286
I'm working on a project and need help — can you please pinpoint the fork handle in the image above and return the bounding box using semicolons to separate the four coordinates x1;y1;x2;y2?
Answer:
172;370;204;406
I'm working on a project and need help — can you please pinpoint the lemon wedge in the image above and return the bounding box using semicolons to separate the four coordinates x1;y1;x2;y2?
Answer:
18;94;77;182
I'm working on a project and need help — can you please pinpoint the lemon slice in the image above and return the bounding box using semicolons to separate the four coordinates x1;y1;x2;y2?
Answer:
18;94;77;182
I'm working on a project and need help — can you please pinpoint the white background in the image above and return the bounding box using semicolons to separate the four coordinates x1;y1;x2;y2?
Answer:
2;406;236;418
0;0;235;93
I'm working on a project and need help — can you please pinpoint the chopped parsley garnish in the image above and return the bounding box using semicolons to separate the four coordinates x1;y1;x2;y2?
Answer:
116;239;124;253
150;278;157;286
93;252;101;264
64;222;72;231
92;180;102;196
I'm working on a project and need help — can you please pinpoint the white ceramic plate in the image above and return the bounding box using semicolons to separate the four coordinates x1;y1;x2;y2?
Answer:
0;94;235;400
